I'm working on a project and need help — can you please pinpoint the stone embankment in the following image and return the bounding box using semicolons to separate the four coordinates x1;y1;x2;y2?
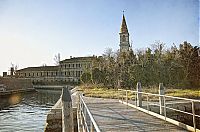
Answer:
137;100;200;129
0;77;35;109
167;102;200;129
0;77;33;90
0;88;35;96
0;77;35;97
44;98;62;132
44;87;78;132
33;85;74;91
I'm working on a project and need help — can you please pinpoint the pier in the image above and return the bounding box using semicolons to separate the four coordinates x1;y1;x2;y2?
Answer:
82;97;187;131
45;83;200;132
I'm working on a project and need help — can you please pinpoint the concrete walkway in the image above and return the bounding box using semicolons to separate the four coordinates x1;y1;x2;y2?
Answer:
84;97;188;132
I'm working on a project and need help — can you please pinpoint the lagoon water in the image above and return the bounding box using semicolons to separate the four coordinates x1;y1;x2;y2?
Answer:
0;90;61;132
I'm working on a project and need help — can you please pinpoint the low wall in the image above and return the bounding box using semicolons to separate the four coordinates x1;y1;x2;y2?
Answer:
0;77;33;91
167;102;200;129
0;88;35;97
44;87;79;132
143;101;200;129
33;85;74;91
44;98;62;132
145;101;200;113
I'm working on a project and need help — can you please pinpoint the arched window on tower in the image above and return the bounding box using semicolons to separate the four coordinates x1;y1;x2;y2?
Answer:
122;35;126;42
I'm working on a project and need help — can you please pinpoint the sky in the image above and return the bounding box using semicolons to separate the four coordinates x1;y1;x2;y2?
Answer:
0;0;199;75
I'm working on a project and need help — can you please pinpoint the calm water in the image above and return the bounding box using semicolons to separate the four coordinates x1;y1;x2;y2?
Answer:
0;90;61;132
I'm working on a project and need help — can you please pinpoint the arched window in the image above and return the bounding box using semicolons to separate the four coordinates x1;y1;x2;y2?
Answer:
122;35;126;41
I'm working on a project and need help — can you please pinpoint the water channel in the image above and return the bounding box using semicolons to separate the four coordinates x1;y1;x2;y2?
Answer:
0;90;61;132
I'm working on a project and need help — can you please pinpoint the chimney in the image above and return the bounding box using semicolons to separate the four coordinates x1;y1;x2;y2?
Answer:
3;72;7;77
10;67;14;76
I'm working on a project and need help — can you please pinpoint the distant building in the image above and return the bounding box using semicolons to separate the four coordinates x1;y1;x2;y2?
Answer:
2;67;16;78
15;56;95;84
59;56;94;82
3;72;7;77
16;66;59;83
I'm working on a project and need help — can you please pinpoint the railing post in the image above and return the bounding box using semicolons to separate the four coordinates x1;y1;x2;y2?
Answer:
118;89;119;100
90;121;94;132
136;82;142;107
192;101;196;132
159;83;165;115
77;94;82;132
126;90;128;105
135;92;137;106
164;96;166;121
61;86;73;132
147;94;149;111
122;91;124;102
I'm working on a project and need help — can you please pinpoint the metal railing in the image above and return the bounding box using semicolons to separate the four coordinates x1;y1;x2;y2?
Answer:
118;88;200;132
78;94;101;132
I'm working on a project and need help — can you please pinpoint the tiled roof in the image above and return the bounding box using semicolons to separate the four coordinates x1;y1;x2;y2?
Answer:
60;56;95;63
16;66;59;72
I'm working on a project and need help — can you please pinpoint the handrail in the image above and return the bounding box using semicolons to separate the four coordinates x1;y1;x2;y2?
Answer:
79;94;101;132
118;88;200;102
71;86;79;94
118;88;200;132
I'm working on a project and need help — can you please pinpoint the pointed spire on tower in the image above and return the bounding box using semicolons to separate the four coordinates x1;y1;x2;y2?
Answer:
120;11;129;33
119;11;130;52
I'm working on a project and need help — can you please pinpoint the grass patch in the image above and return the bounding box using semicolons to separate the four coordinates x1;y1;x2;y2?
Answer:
80;86;120;99
79;85;135;99
137;86;200;99
166;89;200;99
80;85;200;99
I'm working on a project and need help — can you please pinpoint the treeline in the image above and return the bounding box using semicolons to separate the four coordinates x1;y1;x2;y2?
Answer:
81;41;200;89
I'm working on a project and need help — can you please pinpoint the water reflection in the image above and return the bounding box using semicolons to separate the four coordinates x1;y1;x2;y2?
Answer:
0;90;61;132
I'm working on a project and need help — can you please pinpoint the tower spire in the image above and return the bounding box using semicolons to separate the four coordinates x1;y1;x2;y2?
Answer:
119;12;130;52
120;12;129;34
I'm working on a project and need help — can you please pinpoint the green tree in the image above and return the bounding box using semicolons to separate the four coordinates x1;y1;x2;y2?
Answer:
88;41;199;89
92;68;104;84
81;72;92;84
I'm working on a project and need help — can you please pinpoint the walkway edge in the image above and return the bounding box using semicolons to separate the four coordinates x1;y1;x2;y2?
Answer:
119;100;200;132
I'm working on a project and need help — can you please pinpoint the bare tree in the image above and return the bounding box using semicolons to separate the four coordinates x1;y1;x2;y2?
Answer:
54;53;61;66
10;63;18;76
42;63;47;67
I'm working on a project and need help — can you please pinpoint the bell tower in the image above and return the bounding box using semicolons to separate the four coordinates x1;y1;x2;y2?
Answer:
119;13;130;52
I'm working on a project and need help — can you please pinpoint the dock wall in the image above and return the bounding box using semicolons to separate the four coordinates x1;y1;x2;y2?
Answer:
44;87;79;132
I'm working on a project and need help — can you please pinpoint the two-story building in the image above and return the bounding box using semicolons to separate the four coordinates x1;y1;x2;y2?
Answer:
15;56;95;84
59;56;94;82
